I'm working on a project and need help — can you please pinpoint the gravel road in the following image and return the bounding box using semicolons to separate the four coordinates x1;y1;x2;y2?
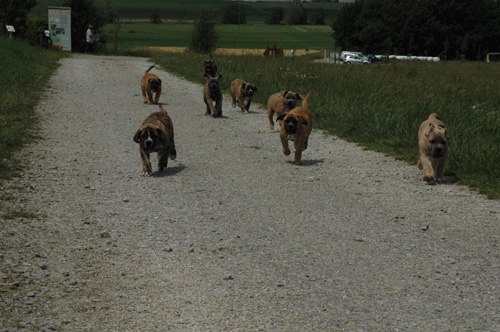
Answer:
2;54;500;332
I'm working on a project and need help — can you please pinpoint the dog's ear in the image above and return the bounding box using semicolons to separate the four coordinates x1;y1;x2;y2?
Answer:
295;93;303;100
158;78;162;84
281;90;288;97
218;74;222;80
425;123;435;137
298;115;308;126
276;114;287;121
133;129;143;143
241;83;246;90
254;86;257;91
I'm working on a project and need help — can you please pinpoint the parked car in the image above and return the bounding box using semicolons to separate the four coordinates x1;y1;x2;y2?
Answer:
344;55;371;65
366;54;382;63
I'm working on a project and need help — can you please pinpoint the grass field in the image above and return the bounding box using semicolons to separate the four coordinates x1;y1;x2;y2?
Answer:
127;49;500;199
102;23;334;51
35;0;342;24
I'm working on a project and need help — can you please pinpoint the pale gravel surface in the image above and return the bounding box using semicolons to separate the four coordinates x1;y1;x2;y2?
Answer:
1;54;500;332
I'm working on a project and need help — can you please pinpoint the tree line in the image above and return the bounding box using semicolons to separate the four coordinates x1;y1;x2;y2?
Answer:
332;0;500;59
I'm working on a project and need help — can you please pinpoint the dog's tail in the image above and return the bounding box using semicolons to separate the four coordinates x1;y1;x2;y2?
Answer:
159;104;167;114
429;113;440;120
302;90;313;109
145;65;156;73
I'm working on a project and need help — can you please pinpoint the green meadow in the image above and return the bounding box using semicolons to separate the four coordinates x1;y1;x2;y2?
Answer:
98;0;341;24
102;23;334;50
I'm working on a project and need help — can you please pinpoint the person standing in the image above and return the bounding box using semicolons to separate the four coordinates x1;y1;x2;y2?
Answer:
85;24;94;53
39;30;53;49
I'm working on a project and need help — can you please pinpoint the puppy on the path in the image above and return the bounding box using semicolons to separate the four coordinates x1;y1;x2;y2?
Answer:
133;105;176;176
417;113;449;183
141;65;162;104
230;78;257;113
276;90;313;165
267;91;302;131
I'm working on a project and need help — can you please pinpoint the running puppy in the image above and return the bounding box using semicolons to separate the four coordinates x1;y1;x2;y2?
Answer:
203;74;223;117
141;65;162;104
267;91;302;131
133;105;176;176
230;78;257;113
203;59;218;77
276;90;313;165
417;113;449;183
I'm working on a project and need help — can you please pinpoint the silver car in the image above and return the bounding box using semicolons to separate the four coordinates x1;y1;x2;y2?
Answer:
344;55;371;65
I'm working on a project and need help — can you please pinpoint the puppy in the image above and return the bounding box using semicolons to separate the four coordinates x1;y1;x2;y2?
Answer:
276;90;313;165
133;105;176;176
417;113;449;183
230;78;257;113
203;59;217;77
141;65;162;104
50;44;63;51
203;74;223;117
267;90;302;131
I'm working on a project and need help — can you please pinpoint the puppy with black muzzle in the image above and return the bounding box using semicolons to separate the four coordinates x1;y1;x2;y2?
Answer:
276;90;313;165
267;90;302;131
133;105;176;176
203;74;223;117
417;113;449;183
141;65;162;104
230;78;257;113
203;59;218;77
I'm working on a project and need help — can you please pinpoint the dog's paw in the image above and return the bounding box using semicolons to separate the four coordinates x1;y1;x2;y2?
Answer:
283;148;291;156
141;171;152;177
292;160;303;165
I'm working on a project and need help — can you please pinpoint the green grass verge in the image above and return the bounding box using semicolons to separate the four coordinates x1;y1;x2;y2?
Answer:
103;23;334;51
132;49;500;199
0;37;67;217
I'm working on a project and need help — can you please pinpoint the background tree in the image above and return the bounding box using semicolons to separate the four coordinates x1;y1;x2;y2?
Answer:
310;8;325;25
222;3;247;24
189;9;218;54
151;10;161;24
266;7;284;25
286;0;308;25
25;12;48;46
62;0;104;52
0;0;37;38
102;0;119;25
332;0;500;59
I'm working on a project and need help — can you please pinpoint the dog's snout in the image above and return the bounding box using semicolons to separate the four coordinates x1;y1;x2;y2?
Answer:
144;139;153;148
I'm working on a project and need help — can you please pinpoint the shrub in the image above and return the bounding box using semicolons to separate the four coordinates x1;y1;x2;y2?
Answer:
189;9;218;54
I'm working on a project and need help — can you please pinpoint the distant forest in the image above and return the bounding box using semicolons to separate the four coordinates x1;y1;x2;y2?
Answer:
332;0;500;59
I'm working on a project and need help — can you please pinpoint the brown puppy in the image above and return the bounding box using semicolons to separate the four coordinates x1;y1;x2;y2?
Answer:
276;90;313;165
203;59;217;77
230;78;257;113
133;105;176;176
203;74;223;117
417;113;449;183
50;44;63;51
267;90;302;131
141;65;162;104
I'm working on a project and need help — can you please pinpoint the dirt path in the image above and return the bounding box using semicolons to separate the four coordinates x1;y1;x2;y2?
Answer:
1;54;500;331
